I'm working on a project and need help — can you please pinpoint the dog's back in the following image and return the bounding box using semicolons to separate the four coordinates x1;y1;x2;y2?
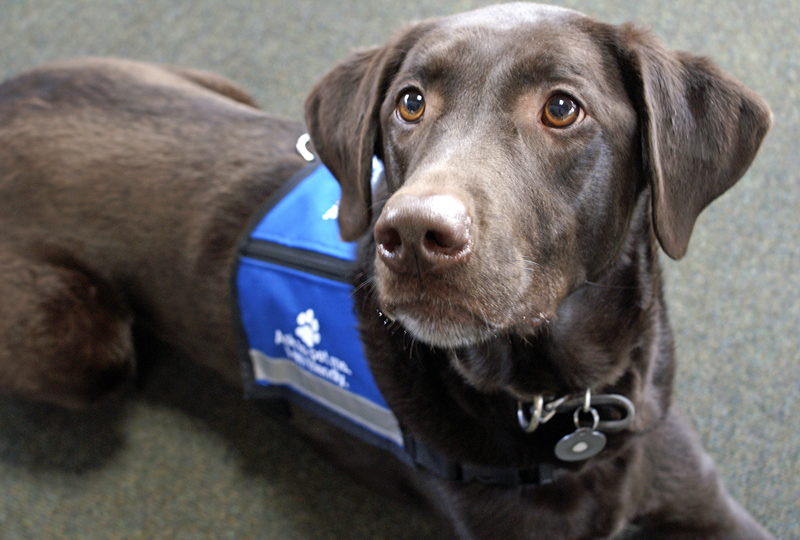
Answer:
0;58;307;405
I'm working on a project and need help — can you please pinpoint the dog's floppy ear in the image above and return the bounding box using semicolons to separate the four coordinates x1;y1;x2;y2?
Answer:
616;26;772;260
304;24;432;241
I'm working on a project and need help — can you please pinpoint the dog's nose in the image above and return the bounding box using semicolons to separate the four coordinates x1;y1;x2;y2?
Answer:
374;193;472;274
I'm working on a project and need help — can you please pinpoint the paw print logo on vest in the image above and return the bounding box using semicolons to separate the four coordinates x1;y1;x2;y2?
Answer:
295;309;321;348
322;202;339;221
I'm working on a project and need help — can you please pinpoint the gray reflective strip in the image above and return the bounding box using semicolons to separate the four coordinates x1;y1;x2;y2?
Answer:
250;349;404;448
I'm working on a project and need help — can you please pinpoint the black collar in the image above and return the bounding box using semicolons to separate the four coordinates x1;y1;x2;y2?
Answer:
400;391;634;487
402;433;556;486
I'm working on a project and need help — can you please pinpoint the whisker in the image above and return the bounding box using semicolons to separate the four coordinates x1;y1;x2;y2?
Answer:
351;274;374;295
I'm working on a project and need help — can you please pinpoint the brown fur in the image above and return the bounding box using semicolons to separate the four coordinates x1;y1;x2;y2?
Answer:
0;4;772;539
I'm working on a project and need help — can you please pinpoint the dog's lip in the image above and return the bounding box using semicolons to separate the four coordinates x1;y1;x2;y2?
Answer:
381;300;550;347
517;313;549;330
384;300;487;327
381;300;495;347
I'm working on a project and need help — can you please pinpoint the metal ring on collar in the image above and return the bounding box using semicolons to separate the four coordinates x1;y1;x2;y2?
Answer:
517;395;544;433
573;405;600;430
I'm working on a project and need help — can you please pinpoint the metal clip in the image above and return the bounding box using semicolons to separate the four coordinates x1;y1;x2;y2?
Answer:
517;394;570;433
517;395;544;433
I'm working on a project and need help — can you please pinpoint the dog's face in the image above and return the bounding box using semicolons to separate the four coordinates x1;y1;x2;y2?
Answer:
306;3;771;392
372;6;642;350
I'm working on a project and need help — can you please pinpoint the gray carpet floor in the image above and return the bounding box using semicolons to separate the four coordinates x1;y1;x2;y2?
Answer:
0;0;797;538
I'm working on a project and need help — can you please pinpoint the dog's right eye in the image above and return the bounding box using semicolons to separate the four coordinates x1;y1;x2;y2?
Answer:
542;94;581;128
397;90;425;123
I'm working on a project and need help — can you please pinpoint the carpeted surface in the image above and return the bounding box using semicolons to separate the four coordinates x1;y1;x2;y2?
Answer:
0;0;797;538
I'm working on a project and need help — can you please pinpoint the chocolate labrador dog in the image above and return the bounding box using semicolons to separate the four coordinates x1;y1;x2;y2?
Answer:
0;3;773;539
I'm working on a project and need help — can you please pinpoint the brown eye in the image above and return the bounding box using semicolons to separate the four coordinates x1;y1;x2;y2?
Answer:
543;94;580;128
397;90;425;123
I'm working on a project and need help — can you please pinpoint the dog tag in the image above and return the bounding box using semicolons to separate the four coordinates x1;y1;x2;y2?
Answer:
554;428;606;461
554;403;606;461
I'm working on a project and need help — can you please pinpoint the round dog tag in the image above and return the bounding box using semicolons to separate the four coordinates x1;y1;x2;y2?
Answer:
554;429;607;461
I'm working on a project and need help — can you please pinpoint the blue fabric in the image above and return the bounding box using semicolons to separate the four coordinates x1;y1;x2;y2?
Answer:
235;164;402;448
237;256;389;408
248;164;356;260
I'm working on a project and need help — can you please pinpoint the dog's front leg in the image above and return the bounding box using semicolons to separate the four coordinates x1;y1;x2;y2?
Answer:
0;250;135;408
633;408;774;539
417;471;633;540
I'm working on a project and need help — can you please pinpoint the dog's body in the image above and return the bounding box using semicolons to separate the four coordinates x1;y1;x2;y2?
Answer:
0;4;773;539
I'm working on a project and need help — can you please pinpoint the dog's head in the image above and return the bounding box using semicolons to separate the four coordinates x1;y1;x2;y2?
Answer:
305;3;771;390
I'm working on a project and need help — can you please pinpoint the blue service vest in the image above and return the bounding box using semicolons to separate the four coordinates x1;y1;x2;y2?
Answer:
233;162;405;454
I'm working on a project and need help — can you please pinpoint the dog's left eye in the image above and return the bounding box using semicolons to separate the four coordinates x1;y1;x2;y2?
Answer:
542;94;581;128
397;90;426;123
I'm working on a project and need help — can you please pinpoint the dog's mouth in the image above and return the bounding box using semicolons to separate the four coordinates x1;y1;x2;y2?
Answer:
373;251;560;351
383;301;497;348
381;298;550;349
381;300;559;396
372;247;565;394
